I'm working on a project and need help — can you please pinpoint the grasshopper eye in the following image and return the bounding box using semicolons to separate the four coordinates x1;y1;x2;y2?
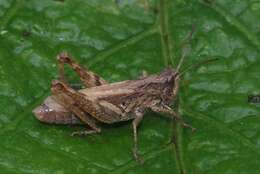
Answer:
120;102;127;109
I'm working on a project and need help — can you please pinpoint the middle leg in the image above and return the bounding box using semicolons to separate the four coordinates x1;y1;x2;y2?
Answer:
132;110;144;164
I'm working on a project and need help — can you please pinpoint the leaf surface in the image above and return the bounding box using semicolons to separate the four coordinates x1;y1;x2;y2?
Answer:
0;0;259;173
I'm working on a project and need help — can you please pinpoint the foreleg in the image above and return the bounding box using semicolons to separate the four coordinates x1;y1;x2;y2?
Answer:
150;105;196;132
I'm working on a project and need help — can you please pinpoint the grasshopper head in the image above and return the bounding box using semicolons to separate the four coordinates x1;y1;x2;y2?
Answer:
155;68;180;103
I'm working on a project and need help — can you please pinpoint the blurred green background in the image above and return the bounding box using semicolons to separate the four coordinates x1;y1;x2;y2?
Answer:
0;0;260;173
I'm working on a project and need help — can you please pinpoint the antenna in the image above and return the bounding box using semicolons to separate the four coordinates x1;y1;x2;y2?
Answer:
176;24;196;72
176;58;219;78
176;47;188;72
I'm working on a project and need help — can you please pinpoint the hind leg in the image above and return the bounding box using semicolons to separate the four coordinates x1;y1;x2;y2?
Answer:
57;52;108;87
51;79;123;124
68;105;101;136
51;81;101;135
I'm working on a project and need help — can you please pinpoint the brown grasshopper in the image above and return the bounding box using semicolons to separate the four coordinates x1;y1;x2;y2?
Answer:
33;52;196;162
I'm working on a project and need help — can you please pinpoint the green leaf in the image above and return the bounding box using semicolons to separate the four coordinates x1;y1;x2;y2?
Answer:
0;0;259;173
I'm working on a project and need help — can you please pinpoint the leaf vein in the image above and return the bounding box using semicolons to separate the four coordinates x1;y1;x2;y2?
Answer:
88;24;158;68
0;92;48;136
183;108;260;156
110;144;173;174
0;0;23;30
200;0;260;51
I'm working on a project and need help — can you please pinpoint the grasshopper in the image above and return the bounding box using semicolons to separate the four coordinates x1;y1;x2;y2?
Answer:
33;52;196;162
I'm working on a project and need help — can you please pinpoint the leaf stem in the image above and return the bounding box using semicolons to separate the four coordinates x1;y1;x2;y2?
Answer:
158;0;174;66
